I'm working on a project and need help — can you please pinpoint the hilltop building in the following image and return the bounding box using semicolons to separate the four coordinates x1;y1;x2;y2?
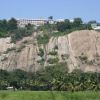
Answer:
17;18;74;28
91;23;100;30
17;19;48;27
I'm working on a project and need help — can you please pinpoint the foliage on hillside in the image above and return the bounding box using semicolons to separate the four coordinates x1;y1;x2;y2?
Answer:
39;18;92;38
37;18;92;44
0;17;92;44
0;18;34;43
0;63;100;91
37;34;50;44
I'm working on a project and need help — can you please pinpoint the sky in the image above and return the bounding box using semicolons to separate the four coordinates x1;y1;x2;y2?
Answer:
0;0;100;22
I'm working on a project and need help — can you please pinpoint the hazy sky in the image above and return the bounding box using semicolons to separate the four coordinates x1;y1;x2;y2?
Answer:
0;0;99;22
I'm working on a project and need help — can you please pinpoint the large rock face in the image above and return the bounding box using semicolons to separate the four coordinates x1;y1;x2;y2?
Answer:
0;30;100;72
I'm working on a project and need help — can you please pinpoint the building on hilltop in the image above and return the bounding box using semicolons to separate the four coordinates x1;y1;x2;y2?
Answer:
55;19;74;23
17;18;74;28
17;19;48;27
91;23;100;31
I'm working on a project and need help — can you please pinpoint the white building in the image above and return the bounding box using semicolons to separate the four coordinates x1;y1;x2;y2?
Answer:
55;19;74;23
91;23;100;30
17;18;75;28
17;19;48;27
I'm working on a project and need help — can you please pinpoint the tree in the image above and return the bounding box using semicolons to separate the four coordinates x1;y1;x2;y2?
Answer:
37;34;49;44
8;18;17;31
0;19;8;32
25;23;34;30
56;19;72;32
64;19;71;29
56;22;68;32
88;20;96;24
73;18;83;27
48;16;53;20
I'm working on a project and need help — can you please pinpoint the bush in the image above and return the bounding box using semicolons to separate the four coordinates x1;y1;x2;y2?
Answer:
16;45;25;52
37;58;45;65
47;58;59;64
61;54;69;60
37;34;49;44
11;28;32;43
0;32;8;37
5;47;16;53
54;45;58;50
22;40;28;44
48;51;57;56
79;55;88;61
38;48;44;57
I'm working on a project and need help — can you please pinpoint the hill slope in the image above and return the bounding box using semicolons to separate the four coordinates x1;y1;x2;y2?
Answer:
0;30;100;72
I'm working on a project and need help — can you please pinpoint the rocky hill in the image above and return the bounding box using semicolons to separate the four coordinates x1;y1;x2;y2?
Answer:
0;30;100;72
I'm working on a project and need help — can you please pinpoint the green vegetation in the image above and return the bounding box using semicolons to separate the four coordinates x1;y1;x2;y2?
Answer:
11;28;33;43
16;45;25;52
56;18;91;33
4;45;25;54
0;62;100;92
54;45;58;50
79;54;88;64
38;17;92;38
0;17;92;44
61;54;69;60
47;58;59;64
0;18;17;37
7;47;16;52
36;17;92;47
0;18;34;43
48;51;58;56
79;55;88;61
0;91;100;100
38;48;44;57
5;47;16;53
0;17;99;93
37;34;50;44
37;48;45;65
0;18;17;35
37;58;45;65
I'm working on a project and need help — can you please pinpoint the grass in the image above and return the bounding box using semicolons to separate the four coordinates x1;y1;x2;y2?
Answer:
0;91;100;100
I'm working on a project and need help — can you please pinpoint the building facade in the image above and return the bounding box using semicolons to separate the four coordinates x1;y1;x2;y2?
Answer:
91;23;100;30
17;19;48;27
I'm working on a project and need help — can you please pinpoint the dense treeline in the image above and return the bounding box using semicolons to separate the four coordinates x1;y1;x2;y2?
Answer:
0;18;17;37
0;17;92;44
0;18;34;42
37;18;92;44
0;63;100;91
56;18;92;32
39;18;92;35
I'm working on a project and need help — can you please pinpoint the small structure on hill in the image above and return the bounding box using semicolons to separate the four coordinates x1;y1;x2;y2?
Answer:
91;23;100;31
